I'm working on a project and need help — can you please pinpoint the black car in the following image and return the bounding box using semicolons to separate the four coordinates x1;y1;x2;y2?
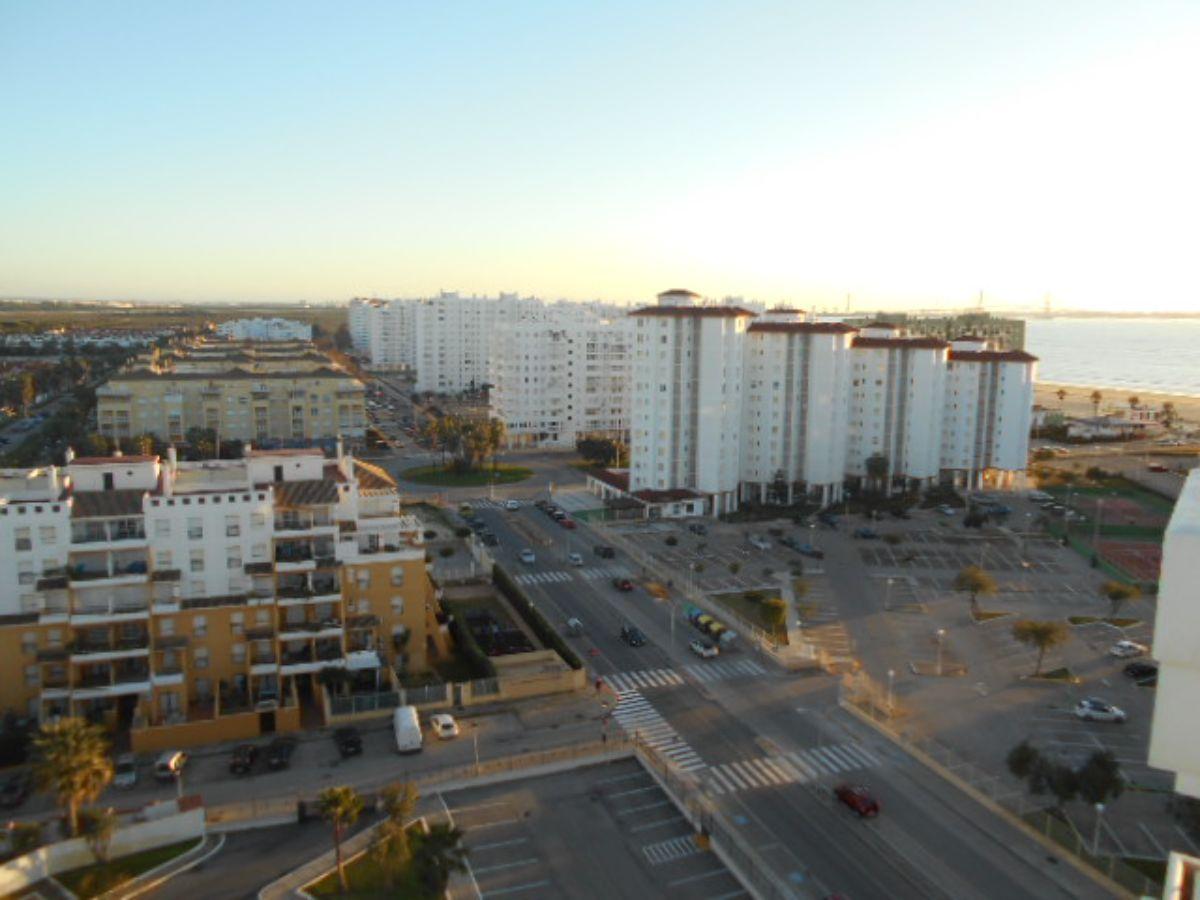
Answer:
1124;661;1158;684
229;743;259;775
480;531;499;547
594;545;616;559
620;625;647;647
0;772;32;810
266;736;298;770
334;727;363;758
687;523;708;535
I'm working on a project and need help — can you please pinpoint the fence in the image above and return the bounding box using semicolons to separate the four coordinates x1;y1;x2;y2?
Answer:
839;674;1162;898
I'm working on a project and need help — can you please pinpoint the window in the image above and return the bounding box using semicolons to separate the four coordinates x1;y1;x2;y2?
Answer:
18;562;34;585
232;643;246;664
391;596;405;615
14;527;31;552
187;518;203;540
255;610;270;626
355;569;370;588
230;612;244;636
193;648;209;670
227;549;242;570
251;512;266;528
155;519;171;537
225;516;240;537
390;566;404;587
193;677;212;699
25;666;38;687
159;618;175;637
155;550;173;568
251;543;266;560
190;549;205;573
39;525;56;544
21;632;36;655
193;615;207;638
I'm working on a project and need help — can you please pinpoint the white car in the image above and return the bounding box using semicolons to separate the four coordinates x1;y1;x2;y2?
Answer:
1074;698;1127;723
113;753;138;790
689;638;719;659
519;549;536;564
505;499;521;511
429;713;459;740
748;535;772;551
1109;640;1148;658
567;551;584;566
936;504;957;516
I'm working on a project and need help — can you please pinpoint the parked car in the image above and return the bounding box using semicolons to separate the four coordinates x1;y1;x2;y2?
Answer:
1124;661;1158;681
229;743;260;775
687;523;708;535
817;511;839;528
594;545;616;559
798;544;825;560
559;518;577;530
620;625;647;647
936;504;957;516
154;750;188;782
519;548;537;564
430;713;459;740
266;736;298;770
689;638;719;659
834;783;880;818
748;534;772;550
0;772;33;809
1109;640;1148;658
334;727;364;757
113;753;139;790
568;551;584;566
504;499;521;510
612;577;634;592
853;527;880;540
565;617;585;636
1074;698;1127;723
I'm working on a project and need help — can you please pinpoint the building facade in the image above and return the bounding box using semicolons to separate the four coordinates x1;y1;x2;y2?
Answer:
0;445;443;750
214;318;313;342
348;298;418;370
413;292;543;394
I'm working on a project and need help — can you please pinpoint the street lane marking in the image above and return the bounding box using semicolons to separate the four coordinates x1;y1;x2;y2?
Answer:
630;815;686;833
472;837;531;852
668;868;730;887
609;785;659;799
483;880;553;897
474;858;539;876
621;799;672;815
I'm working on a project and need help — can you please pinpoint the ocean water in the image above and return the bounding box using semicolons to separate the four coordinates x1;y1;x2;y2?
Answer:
1025;317;1200;397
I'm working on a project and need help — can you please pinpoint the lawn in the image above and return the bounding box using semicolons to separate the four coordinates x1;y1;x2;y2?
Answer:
1029;667;1078;683
710;591;788;645
308;832;437;899
398;464;532;487
55;838;201;899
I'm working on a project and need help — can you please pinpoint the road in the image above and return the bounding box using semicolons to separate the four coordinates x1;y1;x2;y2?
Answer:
469;502;1119;899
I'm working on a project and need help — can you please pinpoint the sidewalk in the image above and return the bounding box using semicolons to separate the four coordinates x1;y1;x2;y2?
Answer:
105;832;225;900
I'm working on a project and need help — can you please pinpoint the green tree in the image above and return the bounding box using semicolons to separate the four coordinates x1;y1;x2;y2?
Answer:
762;597;788;633
953;565;997;617
865;453;889;491
20;372;36;417
412;822;468;894
32;718;114;836
1011;619;1069;676
373;781;420;887
1055;388;1067;408
80;806;118;864
1006;740;1041;780
728;562;741;576
1100;580;1140;619
317;785;364;892
84;433;111;456
1127;395;1140;411
1076;750;1124;806
334;324;353;350
9;822;43;856
1090;390;1103;417
1160;401;1178;430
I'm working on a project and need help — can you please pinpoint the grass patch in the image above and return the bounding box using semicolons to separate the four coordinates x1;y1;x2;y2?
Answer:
399;465;532;487
1029;667;1077;682
56;838;201;899
1067;615;1141;628
711;591;788;645
308;833;435;899
971;610;1012;622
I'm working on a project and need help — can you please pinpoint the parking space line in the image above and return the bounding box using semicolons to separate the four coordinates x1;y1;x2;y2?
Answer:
593;771;649;786
668;868;731;887
630;815;686;833
470;818;524;831
474;858;539;876
473;837;531;852
622;799;672;814
609;785;659;799
483;879;553;897
446;800;514;815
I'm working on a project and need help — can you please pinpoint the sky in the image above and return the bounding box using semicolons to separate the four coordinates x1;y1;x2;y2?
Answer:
1;1;1198;312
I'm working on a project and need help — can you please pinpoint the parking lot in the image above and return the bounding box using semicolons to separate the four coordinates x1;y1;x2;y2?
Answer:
856;529;1071;576
437;759;746;899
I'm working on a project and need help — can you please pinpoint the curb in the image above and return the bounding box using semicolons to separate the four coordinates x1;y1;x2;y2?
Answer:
101;833;225;900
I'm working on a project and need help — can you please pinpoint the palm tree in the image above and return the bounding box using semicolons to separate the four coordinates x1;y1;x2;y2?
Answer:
317;785;364;891
1011;619;1069;676
1100;580;1140;619
32;718;114;836
1161;401;1178;430
80;806;118;864
413;822;468;893
1090;390;1103;417
1127;395;1140;411
953;565;997;617
1055;388;1067;409
373;781;419;887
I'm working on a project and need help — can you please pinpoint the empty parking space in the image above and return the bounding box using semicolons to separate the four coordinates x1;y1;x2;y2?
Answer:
436;758;745;900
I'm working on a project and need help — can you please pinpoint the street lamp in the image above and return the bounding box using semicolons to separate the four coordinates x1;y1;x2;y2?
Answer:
936;628;946;677
472;723;480;775
887;668;895;715
1093;802;1105;855
884;576;894;611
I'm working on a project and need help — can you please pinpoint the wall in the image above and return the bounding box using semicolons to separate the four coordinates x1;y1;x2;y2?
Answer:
0;807;205;896
131;703;301;753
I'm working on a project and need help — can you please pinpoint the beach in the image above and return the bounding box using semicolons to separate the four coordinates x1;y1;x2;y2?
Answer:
1036;381;1200;426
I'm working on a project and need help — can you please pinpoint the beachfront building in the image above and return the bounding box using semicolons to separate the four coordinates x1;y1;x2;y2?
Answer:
413;292;543;394
214;318;313;342
348;298;418;370
1149;470;1200;799
0;444;442;751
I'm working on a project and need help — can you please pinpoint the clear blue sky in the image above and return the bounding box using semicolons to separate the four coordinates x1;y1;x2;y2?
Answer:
2;1;1197;311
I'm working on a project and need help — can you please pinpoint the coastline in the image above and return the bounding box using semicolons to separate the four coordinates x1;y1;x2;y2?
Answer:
1036;381;1200;425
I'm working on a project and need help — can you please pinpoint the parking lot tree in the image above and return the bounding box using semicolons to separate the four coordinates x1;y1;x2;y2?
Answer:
882;533;904;546
1161;401;1178;430
413;822;468;894
1046;762;1080;811
576;436;628;468
1011;620;1069;676
664;535;678;546
1056;388;1068;407
317;785;364;892
1100;580;1140;619
1006;740;1041;780
80;806;117;864
953;565;997;616
32;717;114;836
1090;390;1103;416
373;781;420;887
1077;750;1124;806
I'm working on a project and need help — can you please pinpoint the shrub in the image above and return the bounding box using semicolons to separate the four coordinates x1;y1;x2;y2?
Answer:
447;616;496;679
762;598;788;631
744;590;766;603
664;535;678;546
438;546;455;558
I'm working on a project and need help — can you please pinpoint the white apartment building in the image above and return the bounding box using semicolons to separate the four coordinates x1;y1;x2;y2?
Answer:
488;314;632;448
1149;470;1200;800
215;318;313;342
627;290;754;516
348;298;418;370
941;336;1039;490
414;292;543;394
741;312;857;505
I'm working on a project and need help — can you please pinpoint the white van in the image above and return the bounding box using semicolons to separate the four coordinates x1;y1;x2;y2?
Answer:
393;705;423;754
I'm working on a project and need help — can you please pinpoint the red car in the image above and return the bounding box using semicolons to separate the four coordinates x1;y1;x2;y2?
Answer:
559;518;577;529
834;783;879;818
612;578;634;592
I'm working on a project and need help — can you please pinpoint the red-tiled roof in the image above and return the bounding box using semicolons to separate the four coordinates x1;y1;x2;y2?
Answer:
748;322;858;335
590;469;630;491
852;336;949;350
70;455;158;465
948;349;1038;363
629;306;757;318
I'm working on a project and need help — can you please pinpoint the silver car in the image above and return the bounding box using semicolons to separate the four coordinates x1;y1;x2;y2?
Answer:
1074;698;1126;723
113;753;138;789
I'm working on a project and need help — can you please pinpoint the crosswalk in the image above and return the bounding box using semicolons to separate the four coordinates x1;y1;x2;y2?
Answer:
513;565;628;586
642;835;702;866
514;570;574;585
701;744;881;796
683;658;766;683
603;668;684;693
612;689;706;772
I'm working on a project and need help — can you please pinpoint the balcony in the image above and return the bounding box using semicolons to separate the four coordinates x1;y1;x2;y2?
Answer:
70;636;150;663
273;514;336;537
68;560;149;588
154;634;190;650
71;600;150;625
152;665;184;687
71;521;147;547
36;647;69;662
278;619;343;642
245;625;275;641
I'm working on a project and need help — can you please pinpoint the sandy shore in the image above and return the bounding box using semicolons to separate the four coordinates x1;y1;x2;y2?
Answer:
1036;381;1200;426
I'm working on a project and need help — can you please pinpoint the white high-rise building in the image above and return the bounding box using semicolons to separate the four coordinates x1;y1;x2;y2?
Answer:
413;292;542;393
348;299;418;370
741;311;857;505
215;318;312;342
628;290;754;516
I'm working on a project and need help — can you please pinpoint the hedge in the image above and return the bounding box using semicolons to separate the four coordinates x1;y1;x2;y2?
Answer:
492;564;584;671
446;616;497;679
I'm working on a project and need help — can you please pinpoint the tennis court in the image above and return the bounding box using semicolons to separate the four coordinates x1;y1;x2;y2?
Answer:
1096;539;1162;583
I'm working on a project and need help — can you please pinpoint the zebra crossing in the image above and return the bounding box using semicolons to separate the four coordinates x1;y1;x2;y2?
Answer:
683;658;766;683
603;668;684;693
611;689;706;772
642;835;702;866
514;570;574;586
701;743;881;796
513;565;628;587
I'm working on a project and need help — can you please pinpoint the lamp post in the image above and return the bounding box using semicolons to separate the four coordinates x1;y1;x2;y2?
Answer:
884;576;894;611
887;668;895;715
1093;802;1105;855
473;723;480;775
936;628;946;677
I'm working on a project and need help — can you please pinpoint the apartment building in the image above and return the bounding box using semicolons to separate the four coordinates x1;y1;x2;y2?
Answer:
1149;470;1200;800
488;315;632;447
214;318;313;342
0;444;442;751
627;290;754;516
348;298;417;370
413;292;543;393
96;368;366;443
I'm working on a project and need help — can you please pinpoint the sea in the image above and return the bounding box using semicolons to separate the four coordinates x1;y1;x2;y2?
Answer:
1025;317;1200;398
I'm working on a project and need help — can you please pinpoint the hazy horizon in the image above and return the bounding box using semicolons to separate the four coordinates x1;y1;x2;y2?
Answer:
2;2;1197;312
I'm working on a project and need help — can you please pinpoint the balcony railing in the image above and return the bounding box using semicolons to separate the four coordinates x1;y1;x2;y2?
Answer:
251;652;277;666
70;636;150;655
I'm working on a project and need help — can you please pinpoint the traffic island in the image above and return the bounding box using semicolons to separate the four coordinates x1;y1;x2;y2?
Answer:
909;659;969;677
